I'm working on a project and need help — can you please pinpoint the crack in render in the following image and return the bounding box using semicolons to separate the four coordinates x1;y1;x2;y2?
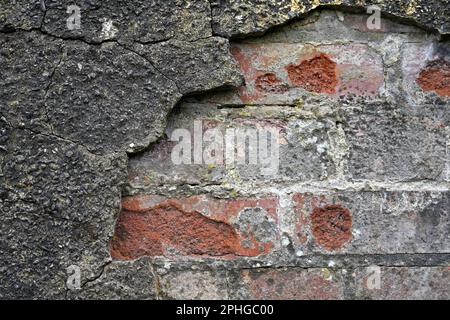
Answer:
136;34;222;45
43;44;65;129
37;47;104;156
80;260;112;288
19;126;101;157
115;42;182;94
134;37;174;46
40;0;46;12
0;25;121;46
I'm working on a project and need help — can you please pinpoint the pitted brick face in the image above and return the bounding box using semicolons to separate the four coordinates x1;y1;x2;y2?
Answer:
111;202;241;259
111;195;278;260
227;28;384;106
310;205;352;251
286;54;338;94
417;59;450;97
255;73;288;93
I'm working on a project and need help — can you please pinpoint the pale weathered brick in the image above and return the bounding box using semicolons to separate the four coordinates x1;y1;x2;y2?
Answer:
291;191;450;255
354;267;450;300
229;267;346;300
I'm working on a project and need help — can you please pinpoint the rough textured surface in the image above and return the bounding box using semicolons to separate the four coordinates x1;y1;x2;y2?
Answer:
0;1;449;300
286;54;338;94
211;0;450;37
67;257;157;300
0;130;126;298
417;59;450;97
310;205;353;251
41;0;213;44
112;195;278;260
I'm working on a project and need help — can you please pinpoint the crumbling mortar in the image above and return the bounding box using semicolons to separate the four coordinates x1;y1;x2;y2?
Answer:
128;179;450;200
224;270;232;299
149;253;450;272
149;261;163;300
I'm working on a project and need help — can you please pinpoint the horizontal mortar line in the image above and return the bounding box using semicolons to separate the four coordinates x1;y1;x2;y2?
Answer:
234;39;426;46
261;180;450;194
144;253;450;271
126;180;450;196
216;103;298;108
189;100;395;108
237;263;450;272
241;257;450;269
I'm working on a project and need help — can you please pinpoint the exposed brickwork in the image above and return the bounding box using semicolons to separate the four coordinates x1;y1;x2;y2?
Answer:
116;10;450;300
355;267;450;300
417;59;450;97
2;0;450;300
255;73;288;93
238;268;345;300
286;54;338;94
291;192;450;255
228;41;384;105
112;202;240;259
112;195;278;260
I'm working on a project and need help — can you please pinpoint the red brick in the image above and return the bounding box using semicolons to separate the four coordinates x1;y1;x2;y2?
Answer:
229;42;383;104
286;53;338;94
400;43;450;102
111;195;279;260
310;205;352;251
417;58;450;97
294;194;352;252
255;73;288;94
292;191;450;255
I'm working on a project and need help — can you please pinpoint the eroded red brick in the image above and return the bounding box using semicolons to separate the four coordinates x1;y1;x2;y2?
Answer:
255;73;288;93
112;195;279;260
111;201;238;259
416;58;450;97
310;205;352;251
286;54;338;94
229;43;382;104
230;46;253;76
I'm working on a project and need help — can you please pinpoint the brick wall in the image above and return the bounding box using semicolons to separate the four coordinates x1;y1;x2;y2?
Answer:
112;10;450;299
